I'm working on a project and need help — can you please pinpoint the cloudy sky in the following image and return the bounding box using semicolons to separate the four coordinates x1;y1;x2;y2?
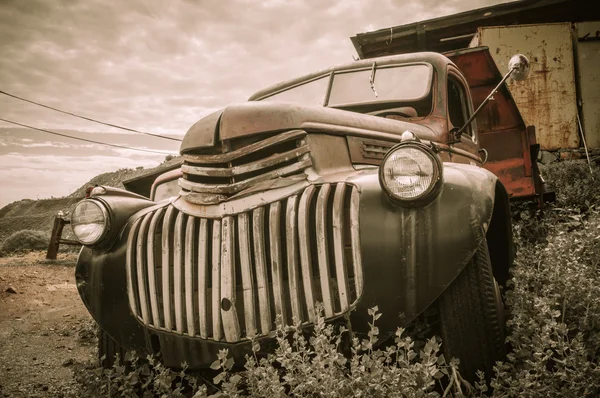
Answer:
0;0;509;207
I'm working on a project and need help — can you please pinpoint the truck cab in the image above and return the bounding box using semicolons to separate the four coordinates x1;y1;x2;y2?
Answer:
72;48;535;381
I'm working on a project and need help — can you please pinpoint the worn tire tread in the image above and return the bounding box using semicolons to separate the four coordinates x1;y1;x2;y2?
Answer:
438;238;506;381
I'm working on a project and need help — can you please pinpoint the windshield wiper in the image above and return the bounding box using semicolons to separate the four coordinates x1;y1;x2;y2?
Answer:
369;62;378;98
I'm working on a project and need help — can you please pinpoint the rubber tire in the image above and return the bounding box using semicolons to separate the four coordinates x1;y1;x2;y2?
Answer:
98;328;126;369
438;238;506;382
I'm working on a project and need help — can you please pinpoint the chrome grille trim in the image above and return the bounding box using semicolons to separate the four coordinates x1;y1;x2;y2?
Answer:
126;183;363;342
178;159;312;195
197;218;209;338
146;208;162;327
182;129;306;164
184;216;196;337
221;216;241;342
211;220;222;340
285;195;302;323
252;207;272;335
179;129;312;197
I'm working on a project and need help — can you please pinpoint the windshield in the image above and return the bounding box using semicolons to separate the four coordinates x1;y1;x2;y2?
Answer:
260;63;433;108
262;75;329;106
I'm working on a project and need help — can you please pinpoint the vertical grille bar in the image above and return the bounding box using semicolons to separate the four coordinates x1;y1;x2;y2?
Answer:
127;183;363;341
136;213;152;324
126;218;142;318
252;207;272;334
221;216;241;342
285;195;302;323
161;206;177;330
269;202;287;324
238;212;257;338
197;218;209;338
184;216;196;337
332;183;350;310
146;208;163;327
297;185;316;321
211;220;223;340
349;187;363;296
315;184;334;317
173;212;185;334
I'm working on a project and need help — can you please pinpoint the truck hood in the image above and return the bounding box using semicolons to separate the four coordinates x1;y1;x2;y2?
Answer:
180;102;437;153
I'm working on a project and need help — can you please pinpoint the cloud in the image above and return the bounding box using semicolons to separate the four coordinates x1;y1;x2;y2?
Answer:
0;0;509;206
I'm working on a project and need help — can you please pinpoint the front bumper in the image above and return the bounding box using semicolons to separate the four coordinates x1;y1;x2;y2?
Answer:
76;163;497;369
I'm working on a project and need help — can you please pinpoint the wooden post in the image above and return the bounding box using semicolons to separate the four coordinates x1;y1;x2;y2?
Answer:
46;215;63;260
46;214;78;260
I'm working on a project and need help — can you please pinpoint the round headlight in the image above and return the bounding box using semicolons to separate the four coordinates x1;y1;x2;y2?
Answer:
71;200;109;245
379;143;442;203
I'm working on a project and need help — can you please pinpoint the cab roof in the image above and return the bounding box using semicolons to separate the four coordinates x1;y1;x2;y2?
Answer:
248;51;452;101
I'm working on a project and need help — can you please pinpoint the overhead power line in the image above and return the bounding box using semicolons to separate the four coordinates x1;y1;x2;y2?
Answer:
0;89;182;142
0;118;178;155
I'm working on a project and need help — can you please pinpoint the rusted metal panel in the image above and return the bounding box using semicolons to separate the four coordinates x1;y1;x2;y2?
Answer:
446;46;539;198
575;21;600;149
470;23;579;150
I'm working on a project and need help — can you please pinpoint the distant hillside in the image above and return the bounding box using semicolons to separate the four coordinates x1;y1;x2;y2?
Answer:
0;156;182;244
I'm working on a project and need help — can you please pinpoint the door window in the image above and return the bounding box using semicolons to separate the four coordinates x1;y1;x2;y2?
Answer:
447;76;472;137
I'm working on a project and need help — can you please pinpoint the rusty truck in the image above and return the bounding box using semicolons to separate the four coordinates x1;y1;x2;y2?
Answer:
70;46;540;381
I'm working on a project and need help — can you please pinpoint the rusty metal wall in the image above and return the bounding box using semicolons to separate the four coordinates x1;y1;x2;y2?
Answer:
470;23;579;150
575;21;600;149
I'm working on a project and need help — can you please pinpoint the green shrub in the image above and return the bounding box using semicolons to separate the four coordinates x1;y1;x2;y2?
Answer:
491;207;600;397
76;306;471;397
542;161;600;211
0;229;50;255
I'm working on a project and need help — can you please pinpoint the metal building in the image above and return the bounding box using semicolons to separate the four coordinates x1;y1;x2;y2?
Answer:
350;0;600;151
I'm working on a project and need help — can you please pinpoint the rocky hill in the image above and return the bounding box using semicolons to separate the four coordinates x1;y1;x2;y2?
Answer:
0;156;182;244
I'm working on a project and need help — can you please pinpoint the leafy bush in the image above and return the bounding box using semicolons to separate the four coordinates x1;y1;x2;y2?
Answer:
542;161;600;210
491;206;600;397
0;229;50;256
76;306;473;397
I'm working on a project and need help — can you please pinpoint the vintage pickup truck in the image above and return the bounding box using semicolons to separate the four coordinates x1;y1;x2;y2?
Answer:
71;47;537;381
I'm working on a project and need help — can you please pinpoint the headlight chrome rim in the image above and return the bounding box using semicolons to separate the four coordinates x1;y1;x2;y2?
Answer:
379;142;443;204
71;199;110;246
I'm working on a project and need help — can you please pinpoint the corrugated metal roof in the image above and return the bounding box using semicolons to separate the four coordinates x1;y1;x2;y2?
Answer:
350;0;600;59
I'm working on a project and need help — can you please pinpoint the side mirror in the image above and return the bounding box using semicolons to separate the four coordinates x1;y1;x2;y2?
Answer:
508;54;530;81
451;53;530;144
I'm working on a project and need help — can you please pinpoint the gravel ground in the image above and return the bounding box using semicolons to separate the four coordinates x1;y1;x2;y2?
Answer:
0;251;96;398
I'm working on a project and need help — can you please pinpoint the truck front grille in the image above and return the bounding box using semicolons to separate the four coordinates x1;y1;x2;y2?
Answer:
126;183;363;342
179;129;312;197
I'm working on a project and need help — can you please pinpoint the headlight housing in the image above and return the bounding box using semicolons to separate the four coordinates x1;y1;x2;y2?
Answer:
71;200;110;245
379;142;443;204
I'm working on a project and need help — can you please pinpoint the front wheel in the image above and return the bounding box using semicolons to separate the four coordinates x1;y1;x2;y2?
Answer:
438;238;506;382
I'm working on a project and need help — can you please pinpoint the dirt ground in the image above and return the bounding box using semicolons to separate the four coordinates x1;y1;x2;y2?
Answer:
0;251;96;398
